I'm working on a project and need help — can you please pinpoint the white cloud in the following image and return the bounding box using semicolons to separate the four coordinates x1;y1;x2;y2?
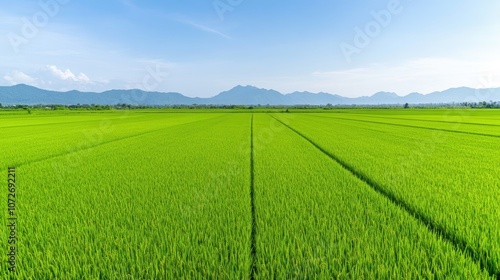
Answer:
1;65;101;92
3;70;37;85
45;65;91;83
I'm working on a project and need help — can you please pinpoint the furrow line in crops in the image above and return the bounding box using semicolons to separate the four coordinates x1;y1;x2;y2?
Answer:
0;119;93;130
15;115;224;169
15;128;166;168
352;115;500;128
313;115;500;139
250;114;257;280
269;114;499;279
0;115;139;130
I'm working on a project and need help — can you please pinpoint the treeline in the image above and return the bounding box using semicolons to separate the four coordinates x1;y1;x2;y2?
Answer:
458;101;500;108
0;101;499;110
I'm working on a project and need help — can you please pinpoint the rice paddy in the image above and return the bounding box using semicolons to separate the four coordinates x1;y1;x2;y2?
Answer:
1;109;499;279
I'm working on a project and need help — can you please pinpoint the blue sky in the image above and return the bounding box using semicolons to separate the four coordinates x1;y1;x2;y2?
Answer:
1;0;499;97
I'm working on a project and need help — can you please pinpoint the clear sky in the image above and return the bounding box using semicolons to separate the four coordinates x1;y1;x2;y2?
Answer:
1;0;500;97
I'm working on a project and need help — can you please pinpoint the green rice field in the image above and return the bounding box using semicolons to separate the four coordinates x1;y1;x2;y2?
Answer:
1;109;499;279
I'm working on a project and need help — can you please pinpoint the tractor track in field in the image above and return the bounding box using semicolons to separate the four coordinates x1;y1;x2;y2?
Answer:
269;114;499;279
346;114;500;128
14;115;225;169
250;114;257;280
311;114;500;139
0;115;149;130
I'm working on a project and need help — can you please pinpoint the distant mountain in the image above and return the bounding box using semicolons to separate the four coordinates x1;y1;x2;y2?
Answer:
1;84;500;106
211;85;286;105
0;84;192;106
355;91;400;105
285;91;347;105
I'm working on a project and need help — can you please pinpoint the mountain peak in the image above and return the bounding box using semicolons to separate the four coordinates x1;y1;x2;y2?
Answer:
231;85;258;90
12;84;37;90
372;91;399;98
211;84;285;105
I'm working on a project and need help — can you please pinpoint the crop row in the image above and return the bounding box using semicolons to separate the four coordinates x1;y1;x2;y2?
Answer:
319;113;500;137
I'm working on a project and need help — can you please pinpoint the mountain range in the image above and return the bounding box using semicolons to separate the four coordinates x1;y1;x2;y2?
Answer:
1;84;499;106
